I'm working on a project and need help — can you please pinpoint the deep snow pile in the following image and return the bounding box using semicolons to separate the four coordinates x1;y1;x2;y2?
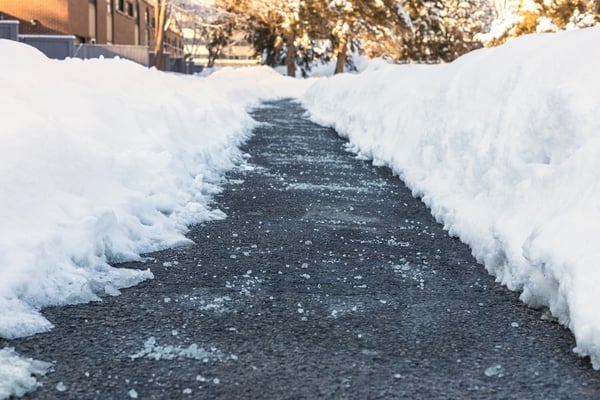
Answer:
302;27;600;368
0;39;306;396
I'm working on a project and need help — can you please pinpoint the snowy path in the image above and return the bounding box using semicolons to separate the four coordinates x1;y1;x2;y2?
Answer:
5;99;600;399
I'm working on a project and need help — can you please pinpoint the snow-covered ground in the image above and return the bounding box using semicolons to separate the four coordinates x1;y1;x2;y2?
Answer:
301;27;600;369
0;39;306;397
2;24;600;398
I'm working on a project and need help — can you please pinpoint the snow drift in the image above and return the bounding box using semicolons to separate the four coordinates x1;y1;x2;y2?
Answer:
0;39;306;340
302;27;600;368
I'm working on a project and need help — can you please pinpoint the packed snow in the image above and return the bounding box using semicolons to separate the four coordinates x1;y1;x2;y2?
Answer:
0;38;307;396
302;27;600;368
130;336;234;362
0;348;51;398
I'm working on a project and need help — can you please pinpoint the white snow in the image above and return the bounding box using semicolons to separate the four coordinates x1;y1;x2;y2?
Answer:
0;348;51;399
302;27;600;369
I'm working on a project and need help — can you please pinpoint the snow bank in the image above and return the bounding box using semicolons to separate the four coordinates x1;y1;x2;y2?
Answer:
0;39;306;341
0;348;51;398
302;28;600;368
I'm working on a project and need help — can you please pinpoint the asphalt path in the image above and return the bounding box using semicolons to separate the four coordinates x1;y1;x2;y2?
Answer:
6;99;600;399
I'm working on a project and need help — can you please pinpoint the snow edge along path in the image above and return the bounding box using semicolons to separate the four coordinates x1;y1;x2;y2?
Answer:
301;27;600;369
0;40;307;341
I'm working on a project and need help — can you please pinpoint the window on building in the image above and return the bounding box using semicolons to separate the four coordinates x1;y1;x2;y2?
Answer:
127;2;134;17
117;0;125;12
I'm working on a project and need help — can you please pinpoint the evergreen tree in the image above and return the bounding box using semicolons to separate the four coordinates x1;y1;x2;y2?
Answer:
219;0;496;71
312;0;492;67
480;0;599;46
396;0;492;63
321;0;411;73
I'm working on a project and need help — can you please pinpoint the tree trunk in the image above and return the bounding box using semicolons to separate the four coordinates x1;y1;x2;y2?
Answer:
153;0;168;70
265;48;276;67
334;36;348;74
207;47;217;68
285;31;296;77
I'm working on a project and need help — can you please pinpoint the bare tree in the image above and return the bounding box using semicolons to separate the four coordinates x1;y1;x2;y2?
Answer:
221;0;301;76
172;0;244;68
204;18;234;67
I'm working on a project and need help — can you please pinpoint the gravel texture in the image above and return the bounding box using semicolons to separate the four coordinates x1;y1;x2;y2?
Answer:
5;99;600;399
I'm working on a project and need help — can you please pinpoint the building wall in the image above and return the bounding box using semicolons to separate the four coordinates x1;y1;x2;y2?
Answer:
67;0;89;42
0;0;183;51
96;0;108;43
139;0;152;45
112;8;135;44
0;0;70;36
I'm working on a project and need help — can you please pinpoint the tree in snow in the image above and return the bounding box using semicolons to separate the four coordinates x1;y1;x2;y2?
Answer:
479;0;600;46
203;18;236;67
221;0;495;71
396;0;493;63
321;0;412;73
221;0;303;76
312;0;493;67
173;0;239;68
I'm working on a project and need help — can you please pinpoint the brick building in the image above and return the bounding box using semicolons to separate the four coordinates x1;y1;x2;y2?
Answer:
0;0;183;56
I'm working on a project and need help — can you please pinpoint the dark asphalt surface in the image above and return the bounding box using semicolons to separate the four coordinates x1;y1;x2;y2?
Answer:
5;99;600;399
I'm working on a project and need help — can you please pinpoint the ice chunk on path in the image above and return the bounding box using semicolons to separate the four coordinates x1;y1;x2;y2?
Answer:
0;348;52;399
130;337;236;362
199;296;231;313
484;364;505;377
